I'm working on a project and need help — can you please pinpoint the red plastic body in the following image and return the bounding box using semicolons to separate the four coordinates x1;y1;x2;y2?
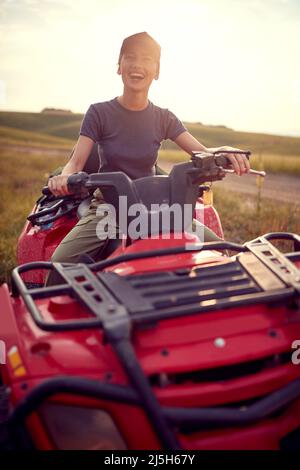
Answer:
2;233;300;449
16;199;223;285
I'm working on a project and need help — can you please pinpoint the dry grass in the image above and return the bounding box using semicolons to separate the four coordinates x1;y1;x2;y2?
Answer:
0;146;299;286
0;125;74;149
2;110;300;155
0;148;67;284
213;187;300;244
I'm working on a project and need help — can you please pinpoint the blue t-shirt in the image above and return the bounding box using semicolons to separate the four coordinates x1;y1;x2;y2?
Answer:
79;98;186;180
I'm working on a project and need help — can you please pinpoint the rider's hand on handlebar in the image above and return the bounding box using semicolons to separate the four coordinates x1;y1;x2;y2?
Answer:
215;146;251;176
48;175;71;197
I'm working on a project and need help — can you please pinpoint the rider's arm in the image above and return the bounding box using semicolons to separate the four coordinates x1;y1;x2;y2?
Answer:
48;135;94;196
174;131;207;154
61;135;94;174
174;131;250;175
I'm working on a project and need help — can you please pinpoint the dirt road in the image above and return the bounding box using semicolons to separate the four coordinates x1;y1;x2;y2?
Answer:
1;143;70;156
3;144;300;203
160;161;300;204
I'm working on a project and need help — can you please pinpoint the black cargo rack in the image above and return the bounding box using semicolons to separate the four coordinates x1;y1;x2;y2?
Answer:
10;232;300;450
12;233;300;333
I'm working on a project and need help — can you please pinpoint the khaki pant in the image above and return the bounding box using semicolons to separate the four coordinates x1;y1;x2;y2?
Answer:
46;191;115;285
46;194;222;285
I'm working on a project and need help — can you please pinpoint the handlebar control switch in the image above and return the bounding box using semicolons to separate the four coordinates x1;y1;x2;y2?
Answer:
67;172;89;196
191;151;226;182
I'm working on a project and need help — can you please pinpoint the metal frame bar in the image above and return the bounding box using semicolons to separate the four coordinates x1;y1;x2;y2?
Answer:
10;232;300;449
9;376;300;431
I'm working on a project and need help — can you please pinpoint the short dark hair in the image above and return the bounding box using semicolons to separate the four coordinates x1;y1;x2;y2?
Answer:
118;32;161;65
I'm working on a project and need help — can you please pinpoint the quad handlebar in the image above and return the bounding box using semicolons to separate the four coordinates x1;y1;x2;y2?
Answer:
42;150;256;198
35;151;258;229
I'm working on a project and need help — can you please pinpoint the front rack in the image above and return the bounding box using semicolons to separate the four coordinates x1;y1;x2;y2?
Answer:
10;232;300;450
12;232;300;332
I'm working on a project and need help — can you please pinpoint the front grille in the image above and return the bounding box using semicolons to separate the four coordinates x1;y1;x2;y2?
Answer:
149;351;292;387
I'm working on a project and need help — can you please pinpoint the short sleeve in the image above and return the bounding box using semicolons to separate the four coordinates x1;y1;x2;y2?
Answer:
163;109;187;141
79;104;102;142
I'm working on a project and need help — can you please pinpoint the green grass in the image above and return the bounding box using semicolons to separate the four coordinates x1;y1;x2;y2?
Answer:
0;113;298;288
1;110;300;176
37;120;84;139
0;111;83;136
162;122;300;156
213;186;300;244
0;148;67;285
1;145;299;286
0;125;75;149
1;110;300;158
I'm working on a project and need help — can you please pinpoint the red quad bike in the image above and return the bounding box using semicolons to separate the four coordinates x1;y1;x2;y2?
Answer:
1;150;300;450
16;149;224;288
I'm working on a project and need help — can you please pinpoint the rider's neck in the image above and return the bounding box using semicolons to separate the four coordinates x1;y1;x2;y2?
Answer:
117;91;149;111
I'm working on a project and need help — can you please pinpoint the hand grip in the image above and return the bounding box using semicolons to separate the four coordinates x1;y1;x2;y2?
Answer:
67;172;89;193
214;150;251;168
42;186;52;196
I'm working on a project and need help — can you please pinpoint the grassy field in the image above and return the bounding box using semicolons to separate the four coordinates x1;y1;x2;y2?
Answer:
213;186;300;244
0;111;83;140
1;145;299;286
0;148;67;285
0;125;74;149
0;111;299;285
159;149;300;176
1;110;299;157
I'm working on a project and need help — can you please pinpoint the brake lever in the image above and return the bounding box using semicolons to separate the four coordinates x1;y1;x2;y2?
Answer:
212;150;265;176
213;150;251;158
221;168;266;177
67;171;89;195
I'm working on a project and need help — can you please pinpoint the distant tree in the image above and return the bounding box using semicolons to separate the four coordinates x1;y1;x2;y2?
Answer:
207;124;233;130
41;108;73;114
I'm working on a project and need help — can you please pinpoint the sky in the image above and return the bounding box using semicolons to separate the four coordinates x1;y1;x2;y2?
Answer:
1;0;300;136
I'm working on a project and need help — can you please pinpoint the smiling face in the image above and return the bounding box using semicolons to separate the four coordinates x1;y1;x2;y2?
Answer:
117;43;160;93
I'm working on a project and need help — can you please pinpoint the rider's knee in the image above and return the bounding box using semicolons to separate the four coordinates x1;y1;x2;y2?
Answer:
50;244;77;264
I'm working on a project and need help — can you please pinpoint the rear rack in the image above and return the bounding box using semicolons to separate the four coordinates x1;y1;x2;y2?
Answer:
11;232;300;450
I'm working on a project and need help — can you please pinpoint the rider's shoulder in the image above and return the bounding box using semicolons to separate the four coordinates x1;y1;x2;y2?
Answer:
88;98;118;111
149;101;176;117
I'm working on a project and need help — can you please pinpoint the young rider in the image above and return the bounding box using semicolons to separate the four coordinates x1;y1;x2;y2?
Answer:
46;32;250;285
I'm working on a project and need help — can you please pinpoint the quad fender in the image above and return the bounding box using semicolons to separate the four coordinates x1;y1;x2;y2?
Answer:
195;199;224;239
17;209;77;286
0;284;21;367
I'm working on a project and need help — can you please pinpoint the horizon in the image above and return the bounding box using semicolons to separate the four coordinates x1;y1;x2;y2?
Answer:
1;107;299;139
1;0;300;138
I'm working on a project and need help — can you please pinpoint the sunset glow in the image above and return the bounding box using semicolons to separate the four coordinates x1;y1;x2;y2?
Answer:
1;0;300;135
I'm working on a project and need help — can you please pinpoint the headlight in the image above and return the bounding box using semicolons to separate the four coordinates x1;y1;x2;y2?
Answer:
39;403;127;450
